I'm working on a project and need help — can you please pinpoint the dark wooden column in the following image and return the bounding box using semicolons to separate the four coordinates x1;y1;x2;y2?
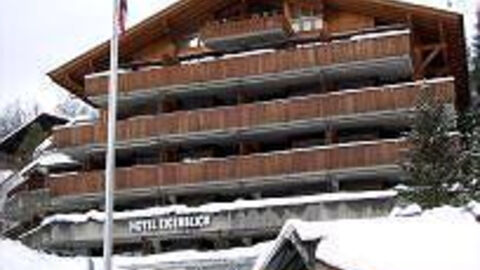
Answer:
325;124;338;145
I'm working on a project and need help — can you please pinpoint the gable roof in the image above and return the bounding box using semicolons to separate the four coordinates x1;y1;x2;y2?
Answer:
0;113;67;156
48;0;469;106
254;204;480;270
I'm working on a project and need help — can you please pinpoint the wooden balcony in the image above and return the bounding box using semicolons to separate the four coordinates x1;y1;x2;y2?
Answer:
85;31;412;99
199;14;293;51
47;139;407;198
53;79;455;150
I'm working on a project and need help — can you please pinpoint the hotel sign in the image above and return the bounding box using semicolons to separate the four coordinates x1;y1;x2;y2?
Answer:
128;214;212;234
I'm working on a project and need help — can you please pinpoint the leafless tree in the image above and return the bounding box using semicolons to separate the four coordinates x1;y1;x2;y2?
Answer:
0;100;40;139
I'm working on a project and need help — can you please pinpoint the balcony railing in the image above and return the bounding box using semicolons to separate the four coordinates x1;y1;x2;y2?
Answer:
47;139;407;198
199;13;293;50
53;79;455;150
85;32;412;97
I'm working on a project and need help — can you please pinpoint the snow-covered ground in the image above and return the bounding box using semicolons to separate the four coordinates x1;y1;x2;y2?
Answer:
255;202;480;270
0;238;86;270
2;202;480;270
0;238;271;270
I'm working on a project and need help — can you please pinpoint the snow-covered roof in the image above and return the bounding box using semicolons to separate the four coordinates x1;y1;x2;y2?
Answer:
107;241;271;270
0;113;67;153
0;151;77;207
254;203;480;270
0;170;13;184
349;29;410;41
36;152;76;167
40;190;396;226
0;238;271;270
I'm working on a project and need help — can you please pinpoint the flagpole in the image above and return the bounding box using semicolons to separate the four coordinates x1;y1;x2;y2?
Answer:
104;0;120;269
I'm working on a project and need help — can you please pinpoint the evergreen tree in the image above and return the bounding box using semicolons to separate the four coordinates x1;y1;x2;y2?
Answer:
452;108;480;203
466;111;480;200
401;84;464;208
470;10;480;100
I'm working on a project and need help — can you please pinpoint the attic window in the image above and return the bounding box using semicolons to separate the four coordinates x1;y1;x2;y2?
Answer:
292;6;323;32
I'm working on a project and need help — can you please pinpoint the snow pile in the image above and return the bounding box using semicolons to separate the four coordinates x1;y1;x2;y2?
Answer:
40;190;395;226
103;241;271;270
391;202;480;222
0;237;271;270
0;238;86;270
389;203;422;217
467;201;480;217
256;202;480;270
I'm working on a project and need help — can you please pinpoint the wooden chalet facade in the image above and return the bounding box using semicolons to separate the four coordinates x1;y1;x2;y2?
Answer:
4;0;468;256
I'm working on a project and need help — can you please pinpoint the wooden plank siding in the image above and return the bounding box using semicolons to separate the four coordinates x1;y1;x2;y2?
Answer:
48;139;407;197
199;13;293;41
53;79;455;149
84;32;412;96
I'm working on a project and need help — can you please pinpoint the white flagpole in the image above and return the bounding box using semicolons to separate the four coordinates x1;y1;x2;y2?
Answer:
104;0;120;269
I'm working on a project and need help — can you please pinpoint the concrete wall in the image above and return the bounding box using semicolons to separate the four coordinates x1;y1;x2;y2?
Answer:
22;195;394;252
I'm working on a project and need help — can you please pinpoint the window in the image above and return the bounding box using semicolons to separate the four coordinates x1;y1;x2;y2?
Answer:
292;6;323;32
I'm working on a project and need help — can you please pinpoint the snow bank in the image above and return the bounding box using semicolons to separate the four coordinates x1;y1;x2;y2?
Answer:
40;190;396;226
104;241;271;270
0;238;86;270
0;238;271;270
255;202;480;270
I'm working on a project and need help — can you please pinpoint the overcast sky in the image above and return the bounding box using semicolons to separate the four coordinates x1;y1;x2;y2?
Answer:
0;0;476;114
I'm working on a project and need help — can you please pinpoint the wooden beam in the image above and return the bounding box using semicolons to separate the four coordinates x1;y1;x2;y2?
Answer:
325;124;338;145
438;20;450;74
413;47;423;79
419;45;442;75
283;0;292;22
406;13;419;80
418;43;446;51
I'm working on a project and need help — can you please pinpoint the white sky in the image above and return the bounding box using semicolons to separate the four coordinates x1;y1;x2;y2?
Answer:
0;0;476;114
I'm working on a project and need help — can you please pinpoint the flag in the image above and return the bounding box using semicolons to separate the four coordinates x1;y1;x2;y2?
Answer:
119;0;128;34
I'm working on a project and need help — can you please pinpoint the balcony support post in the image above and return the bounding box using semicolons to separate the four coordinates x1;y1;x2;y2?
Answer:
283;0;293;22
325;124;338;145
168;195;177;205
438;21;450;75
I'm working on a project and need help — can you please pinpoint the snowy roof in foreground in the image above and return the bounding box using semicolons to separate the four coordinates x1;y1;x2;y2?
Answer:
254;203;480;270
40;190;396;226
0;238;271;270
